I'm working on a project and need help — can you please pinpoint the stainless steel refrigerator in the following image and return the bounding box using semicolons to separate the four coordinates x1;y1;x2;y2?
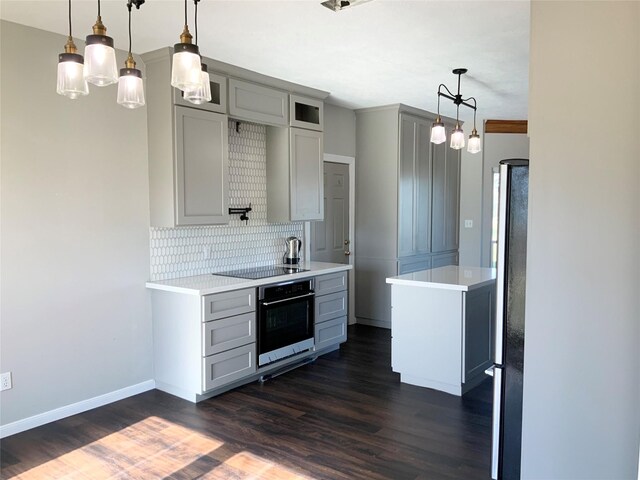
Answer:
488;159;529;479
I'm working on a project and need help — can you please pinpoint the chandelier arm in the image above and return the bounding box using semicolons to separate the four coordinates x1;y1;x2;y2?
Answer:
439;83;455;98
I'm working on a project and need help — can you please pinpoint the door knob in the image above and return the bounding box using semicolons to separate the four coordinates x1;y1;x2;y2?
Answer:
344;251;351;256
344;240;350;245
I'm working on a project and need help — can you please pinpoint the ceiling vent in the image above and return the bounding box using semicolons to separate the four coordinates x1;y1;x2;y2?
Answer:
321;0;373;12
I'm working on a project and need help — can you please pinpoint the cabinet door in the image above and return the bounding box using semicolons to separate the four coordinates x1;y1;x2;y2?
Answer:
175;106;229;225
315;290;348;324
202;312;256;356
431;251;459;268
202;343;256;392
398;114;417;257
229;79;288;126
315;316;347;351
290;94;323;131
415;118;432;254
290;128;324;221
432;138;461;252
463;286;494;383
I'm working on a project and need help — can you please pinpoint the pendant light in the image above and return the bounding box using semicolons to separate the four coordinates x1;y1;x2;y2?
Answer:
171;0;202;91
430;93;446;144
430;68;481;154
57;0;89;99
467;107;482;154
84;0;118;86
183;0;212;105
117;0;145;109
450;106;465;150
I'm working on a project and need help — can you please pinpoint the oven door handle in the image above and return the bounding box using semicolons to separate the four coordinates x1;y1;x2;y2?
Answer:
261;292;315;306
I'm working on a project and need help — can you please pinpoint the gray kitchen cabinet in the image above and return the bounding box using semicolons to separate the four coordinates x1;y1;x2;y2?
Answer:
229;78;288;126
174;107;229;226
203;287;255;321
431;140;461;253
355;104;460;328
143;49;230;227
313;271;348;350
431;251;459;268
290;94;323;131
266;127;324;222
202;311;256;356
202;343;256;391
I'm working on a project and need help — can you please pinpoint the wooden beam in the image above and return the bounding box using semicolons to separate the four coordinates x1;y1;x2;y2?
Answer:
484;120;528;134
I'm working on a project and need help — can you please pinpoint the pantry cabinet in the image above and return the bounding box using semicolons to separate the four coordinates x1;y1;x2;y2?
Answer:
355;104;461;327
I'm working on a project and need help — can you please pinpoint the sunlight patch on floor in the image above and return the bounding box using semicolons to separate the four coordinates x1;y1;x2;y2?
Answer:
10;416;317;479
12;416;223;479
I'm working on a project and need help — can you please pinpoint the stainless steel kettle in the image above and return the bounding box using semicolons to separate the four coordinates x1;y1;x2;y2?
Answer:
283;236;302;265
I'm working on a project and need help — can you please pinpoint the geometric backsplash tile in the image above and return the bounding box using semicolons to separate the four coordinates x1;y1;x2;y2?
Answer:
150;121;304;281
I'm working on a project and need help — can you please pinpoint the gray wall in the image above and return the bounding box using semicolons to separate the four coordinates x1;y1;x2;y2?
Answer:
458;125;485;267
324;103;356;157
0;21;153;426
522;2;640;478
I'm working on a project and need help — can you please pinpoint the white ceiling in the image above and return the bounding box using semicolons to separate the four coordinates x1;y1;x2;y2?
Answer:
1;0;530;125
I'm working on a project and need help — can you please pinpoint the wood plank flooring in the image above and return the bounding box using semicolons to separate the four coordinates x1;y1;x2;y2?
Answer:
1;325;493;479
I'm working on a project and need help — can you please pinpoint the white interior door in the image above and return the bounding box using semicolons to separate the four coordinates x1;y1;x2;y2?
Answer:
311;162;350;264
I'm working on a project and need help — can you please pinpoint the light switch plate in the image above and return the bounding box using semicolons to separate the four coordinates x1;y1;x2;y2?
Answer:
464;220;473;228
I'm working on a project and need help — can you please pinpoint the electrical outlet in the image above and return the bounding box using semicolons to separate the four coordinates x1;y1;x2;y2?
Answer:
0;372;12;391
464;219;473;229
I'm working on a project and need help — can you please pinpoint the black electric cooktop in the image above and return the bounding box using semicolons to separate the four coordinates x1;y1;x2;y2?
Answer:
215;265;308;280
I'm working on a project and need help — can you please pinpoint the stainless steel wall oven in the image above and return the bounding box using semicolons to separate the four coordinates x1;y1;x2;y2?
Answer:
257;279;315;366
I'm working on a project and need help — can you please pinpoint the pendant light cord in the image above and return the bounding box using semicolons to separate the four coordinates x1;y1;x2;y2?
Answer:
68;0;72;36
194;0;198;45
97;0;101;17
127;2;132;55
184;0;188;26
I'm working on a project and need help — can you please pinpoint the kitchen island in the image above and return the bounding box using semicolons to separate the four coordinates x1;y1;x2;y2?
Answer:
386;266;496;396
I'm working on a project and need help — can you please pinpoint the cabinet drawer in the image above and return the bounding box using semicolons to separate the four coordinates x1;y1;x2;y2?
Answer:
314;271;347;296
203;288;255;322
203;312;256;356
228;79;288;126
173;72;227;114
290;94;323;131
202;343;256;391
315;290;347;324
315;316;347;351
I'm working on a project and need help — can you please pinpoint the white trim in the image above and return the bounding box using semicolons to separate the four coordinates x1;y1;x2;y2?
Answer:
0;379;155;439
309;153;357;325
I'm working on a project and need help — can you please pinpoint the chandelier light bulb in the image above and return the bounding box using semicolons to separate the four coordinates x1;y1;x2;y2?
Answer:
467;129;482;154
450;124;465;150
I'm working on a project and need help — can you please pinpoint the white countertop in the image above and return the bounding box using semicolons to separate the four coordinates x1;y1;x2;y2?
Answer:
146;261;352;296
386;265;496;291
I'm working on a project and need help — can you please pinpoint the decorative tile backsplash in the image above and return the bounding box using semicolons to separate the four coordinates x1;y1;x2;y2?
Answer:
150;121;303;281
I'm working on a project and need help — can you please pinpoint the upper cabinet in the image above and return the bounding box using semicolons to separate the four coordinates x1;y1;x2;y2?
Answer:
266;127;324;222
290;94;324;131
143;50;230;227
228;79;288;126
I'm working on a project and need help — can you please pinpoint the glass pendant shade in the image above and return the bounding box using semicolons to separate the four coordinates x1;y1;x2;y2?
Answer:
171;44;201;91
184;64;211;105
84;35;118;86
430;121;446;144
117;68;145;109
467;130;482;154
57;53;89;99
450;126;465;150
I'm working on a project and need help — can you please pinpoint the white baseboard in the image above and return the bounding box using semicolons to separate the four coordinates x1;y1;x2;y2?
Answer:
0;379;155;439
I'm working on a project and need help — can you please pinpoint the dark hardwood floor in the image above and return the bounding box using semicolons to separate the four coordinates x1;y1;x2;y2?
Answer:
1;325;493;479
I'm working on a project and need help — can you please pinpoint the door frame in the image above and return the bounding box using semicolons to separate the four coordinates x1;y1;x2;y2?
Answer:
305;153;356;325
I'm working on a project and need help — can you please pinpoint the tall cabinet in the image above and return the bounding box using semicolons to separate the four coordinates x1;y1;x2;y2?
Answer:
355;104;461;328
